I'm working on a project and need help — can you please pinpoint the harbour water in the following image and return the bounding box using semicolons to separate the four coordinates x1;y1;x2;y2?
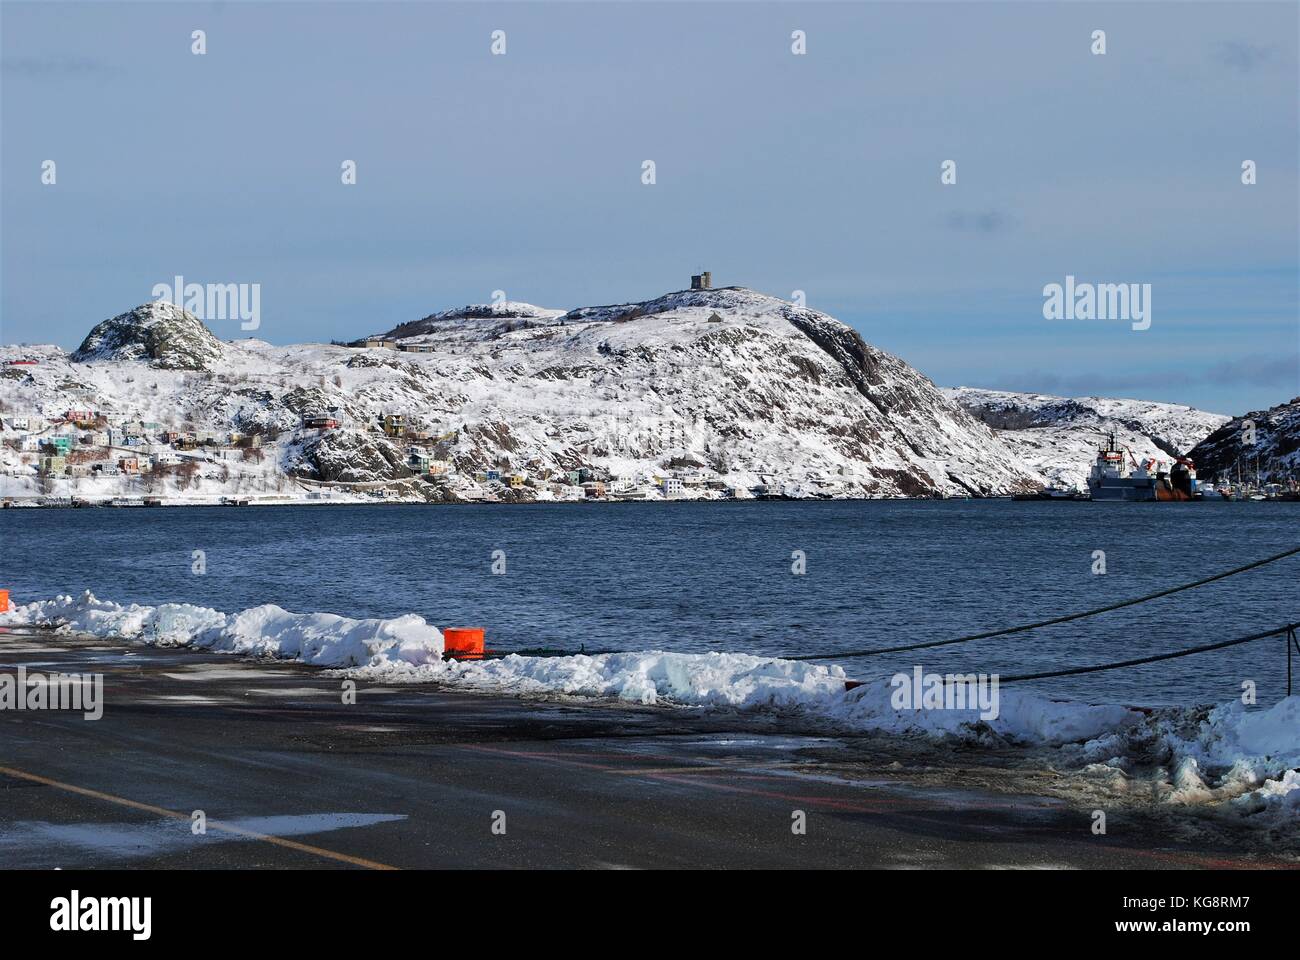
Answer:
2;500;1297;706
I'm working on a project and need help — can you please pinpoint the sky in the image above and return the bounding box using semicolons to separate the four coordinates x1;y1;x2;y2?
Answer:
2;0;1297;415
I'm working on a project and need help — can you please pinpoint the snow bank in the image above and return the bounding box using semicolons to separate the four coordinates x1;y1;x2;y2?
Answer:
5;591;1295;823
353;652;1142;747
1077;696;1300;824
827;677;1138;744
0;592;1134;743
364;650;851;710
1;591;444;668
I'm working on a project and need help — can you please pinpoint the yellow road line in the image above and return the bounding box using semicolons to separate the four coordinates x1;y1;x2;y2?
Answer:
0;763;399;871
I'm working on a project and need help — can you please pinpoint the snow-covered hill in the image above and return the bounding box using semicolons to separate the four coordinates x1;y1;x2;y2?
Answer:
1185;397;1300;485
380;301;567;346
944;387;1229;490
72;301;227;370
0;285;1046;503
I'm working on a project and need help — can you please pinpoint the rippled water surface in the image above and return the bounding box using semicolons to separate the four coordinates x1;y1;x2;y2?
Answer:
2;500;1296;705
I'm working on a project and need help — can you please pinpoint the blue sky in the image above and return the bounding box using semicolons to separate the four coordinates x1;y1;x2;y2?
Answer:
2;1;1296;414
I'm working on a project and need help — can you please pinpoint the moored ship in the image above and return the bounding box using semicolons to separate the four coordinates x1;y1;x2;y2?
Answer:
1086;434;1200;501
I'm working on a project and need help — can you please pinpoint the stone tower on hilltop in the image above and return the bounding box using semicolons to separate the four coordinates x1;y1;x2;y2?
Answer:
690;271;712;291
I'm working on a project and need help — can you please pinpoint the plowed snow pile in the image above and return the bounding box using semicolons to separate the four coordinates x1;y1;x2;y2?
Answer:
3;591;445;668
4;591;1295;824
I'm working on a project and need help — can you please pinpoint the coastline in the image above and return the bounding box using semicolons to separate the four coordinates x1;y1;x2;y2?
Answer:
7;493;1296;509
0;491;983;509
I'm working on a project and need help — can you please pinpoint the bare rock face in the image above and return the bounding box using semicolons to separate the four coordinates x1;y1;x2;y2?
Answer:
72;301;225;371
293;429;412;484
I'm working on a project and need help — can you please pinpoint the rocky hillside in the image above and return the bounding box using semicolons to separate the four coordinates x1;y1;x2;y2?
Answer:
380;301;566;346
365;286;1042;497
1185;397;1300;484
71;301;226;371
1;286;1046;500
945;387;1229;490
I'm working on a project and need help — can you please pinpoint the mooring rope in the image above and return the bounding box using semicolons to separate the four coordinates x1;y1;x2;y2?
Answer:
784;544;1300;662
997;621;1300;684
464;545;1300;666
1287;626;1300;696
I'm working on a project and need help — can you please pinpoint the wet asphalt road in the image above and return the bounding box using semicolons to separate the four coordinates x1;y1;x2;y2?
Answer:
0;627;1290;870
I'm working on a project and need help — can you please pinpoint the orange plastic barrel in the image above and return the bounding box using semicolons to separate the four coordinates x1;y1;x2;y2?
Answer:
0;590;8;612
443;627;485;660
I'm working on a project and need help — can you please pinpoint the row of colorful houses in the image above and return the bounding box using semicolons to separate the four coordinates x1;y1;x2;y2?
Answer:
36;448;184;478
1;407;260;481
3;412;248;451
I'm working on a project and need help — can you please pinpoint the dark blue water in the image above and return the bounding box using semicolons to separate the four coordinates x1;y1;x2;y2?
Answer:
2;501;1296;706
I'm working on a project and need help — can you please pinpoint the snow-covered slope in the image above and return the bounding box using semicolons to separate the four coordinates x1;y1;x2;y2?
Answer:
945;387;1229;490
1185;397;1300;485
380;301;567;346
1;286;1045;501
72;301;226;370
